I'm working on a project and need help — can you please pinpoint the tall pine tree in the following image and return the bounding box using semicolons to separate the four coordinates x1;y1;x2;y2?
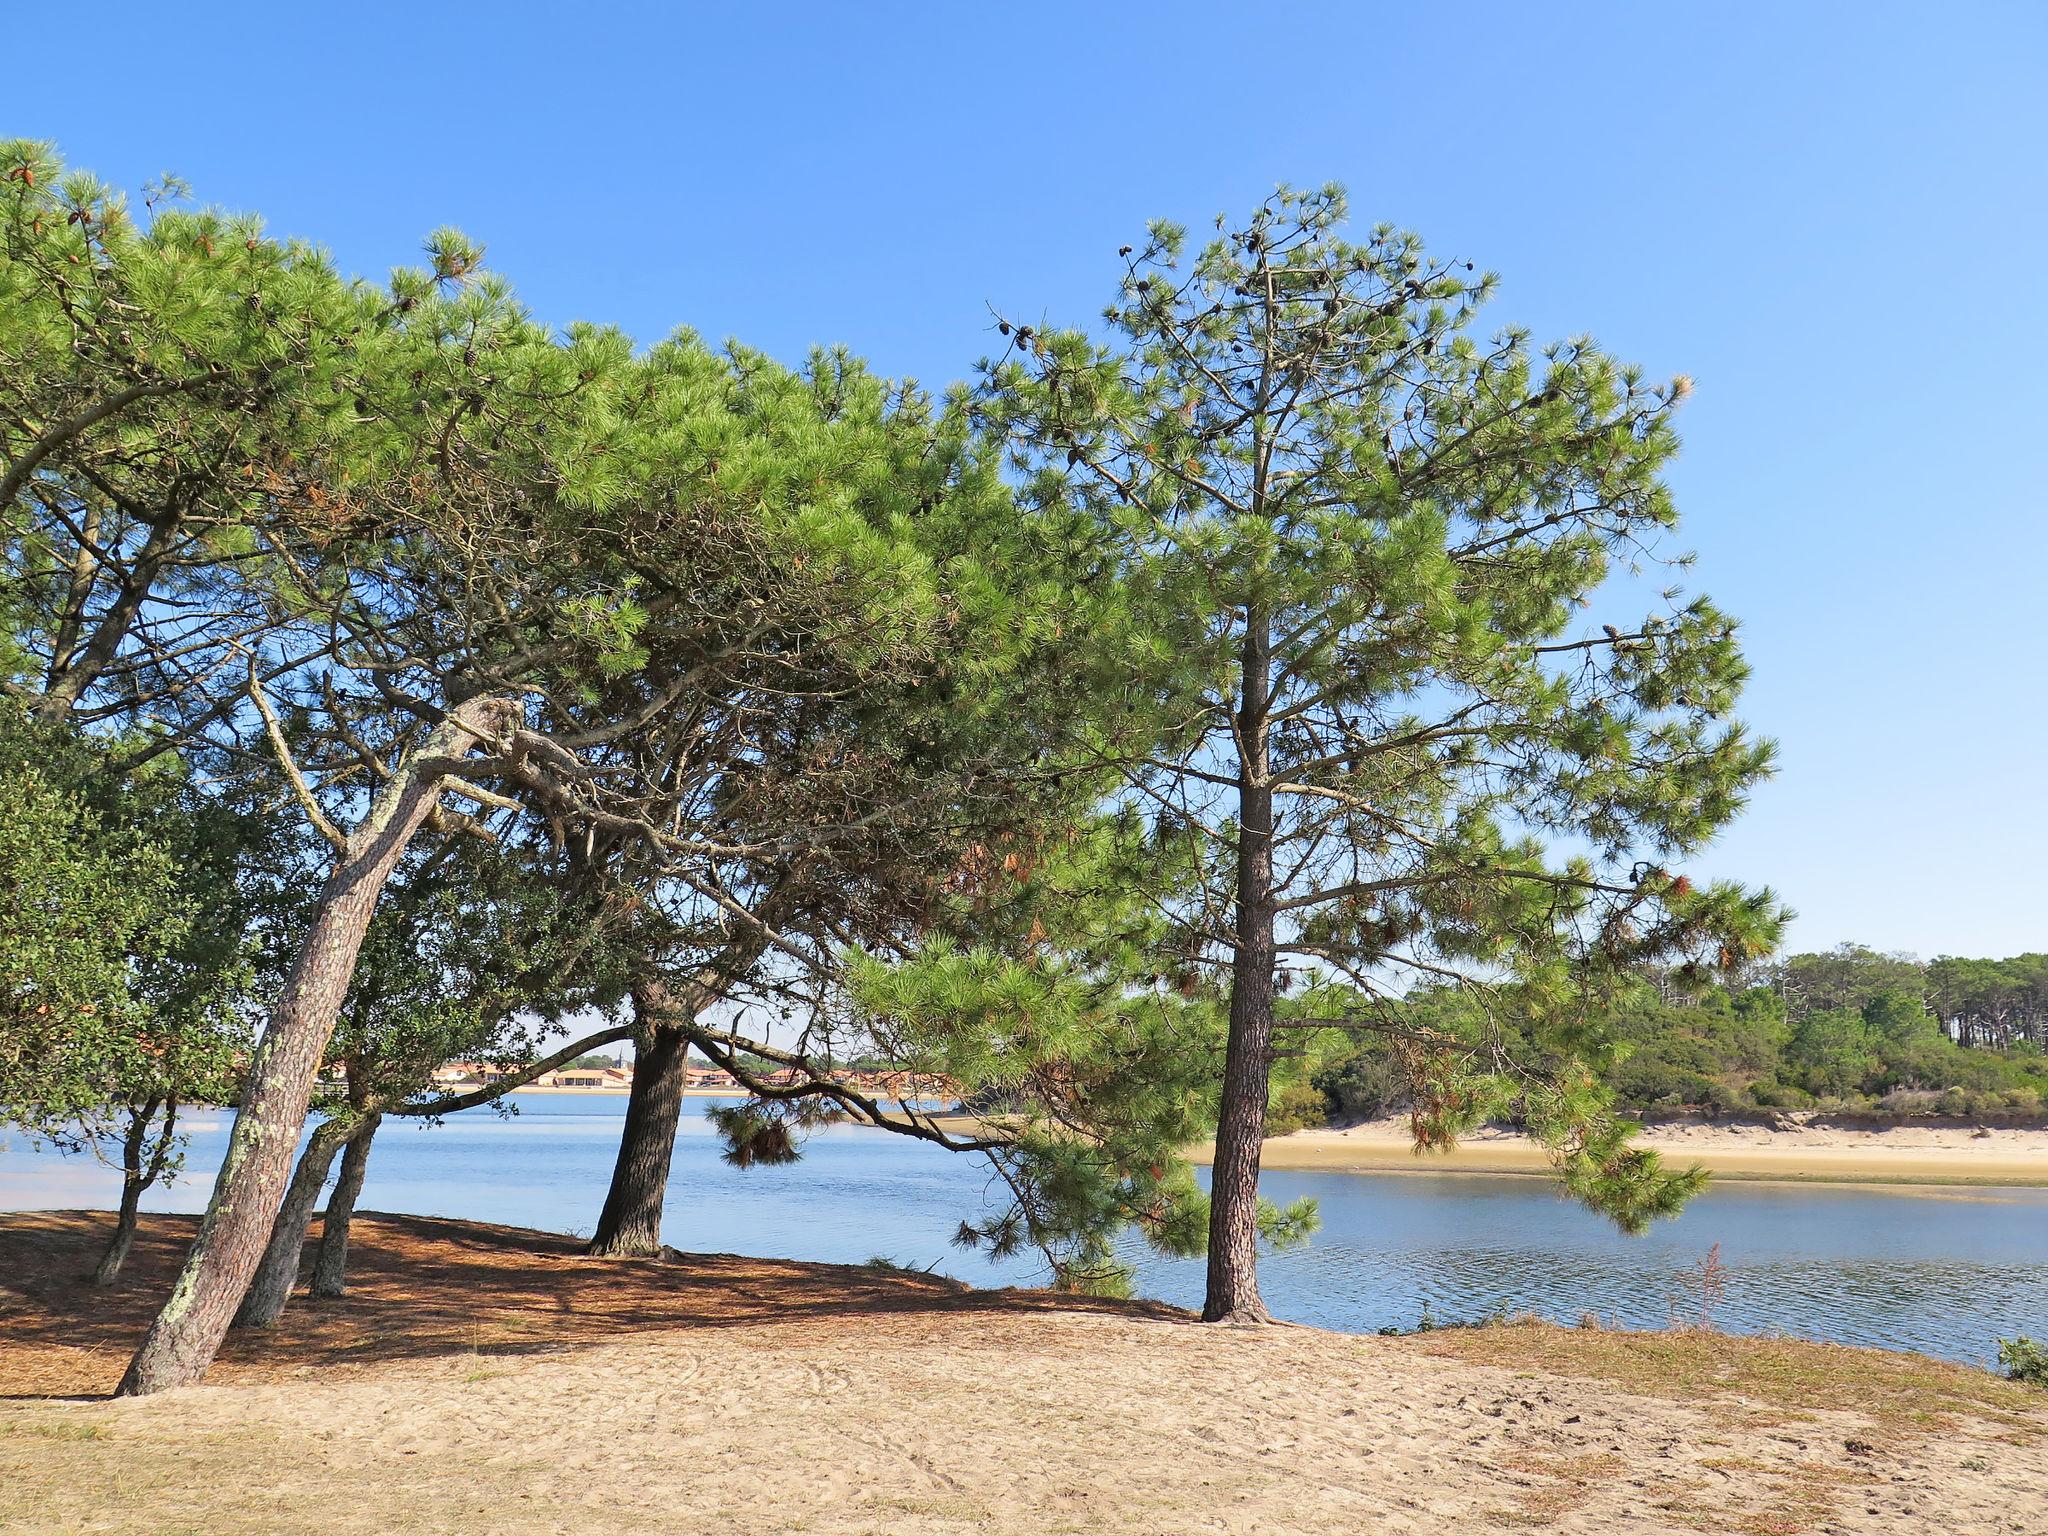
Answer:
982;187;1784;1322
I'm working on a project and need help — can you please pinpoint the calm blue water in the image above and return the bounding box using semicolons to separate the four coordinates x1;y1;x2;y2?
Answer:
5;1093;2044;1369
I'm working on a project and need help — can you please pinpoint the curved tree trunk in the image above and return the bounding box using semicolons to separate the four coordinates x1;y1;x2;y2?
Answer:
94;1098;175;1286
586;991;692;1258
117;698;512;1397
234;1118;350;1329
94;1176;145;1288
1203;613;1277;1325
311;1112;381;1299
94;1105;153;1287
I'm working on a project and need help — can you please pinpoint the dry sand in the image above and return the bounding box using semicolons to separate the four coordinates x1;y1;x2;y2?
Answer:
1211;1116;2048;1187
2;1211;2043;1535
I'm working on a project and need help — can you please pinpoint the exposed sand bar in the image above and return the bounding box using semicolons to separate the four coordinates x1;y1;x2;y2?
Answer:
1200;1117;2048;1187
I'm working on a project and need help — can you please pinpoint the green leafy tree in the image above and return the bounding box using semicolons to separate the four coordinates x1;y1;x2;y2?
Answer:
0;708;181;1124
0;705;263;1282
982;186;1784;1321
82;200;1151;1390
1785;1009;1880;1100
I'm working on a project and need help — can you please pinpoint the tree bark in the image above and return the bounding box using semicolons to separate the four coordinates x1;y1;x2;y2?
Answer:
585;982;695;1258
94;1108;151;1287
94;1098;174;1286
311;1112;380;1299
116;697;514;1396
233;1118;349;1329
1204;610;1277;1325
95;1176;144;1288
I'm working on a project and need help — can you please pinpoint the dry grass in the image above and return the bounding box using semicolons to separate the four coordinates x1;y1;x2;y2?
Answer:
1402;1317;2047;1437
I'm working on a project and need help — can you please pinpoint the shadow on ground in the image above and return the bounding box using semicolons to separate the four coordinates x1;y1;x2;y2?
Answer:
0;1209;1188;1398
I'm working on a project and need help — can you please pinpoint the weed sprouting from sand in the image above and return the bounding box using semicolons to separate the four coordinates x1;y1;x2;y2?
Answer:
460;1320;504;1384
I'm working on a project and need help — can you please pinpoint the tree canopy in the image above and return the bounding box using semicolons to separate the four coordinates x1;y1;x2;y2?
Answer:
979;186;1785;1319
0;150;1809;1386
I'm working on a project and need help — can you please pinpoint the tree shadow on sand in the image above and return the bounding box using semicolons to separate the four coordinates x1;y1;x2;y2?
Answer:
0;1210;1190;1399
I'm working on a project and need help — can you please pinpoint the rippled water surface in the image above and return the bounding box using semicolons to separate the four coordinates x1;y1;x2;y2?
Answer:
5;1093;2043;1368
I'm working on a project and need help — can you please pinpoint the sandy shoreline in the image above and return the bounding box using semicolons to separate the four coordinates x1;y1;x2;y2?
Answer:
1203;1116;2048;1187
475;1091;2048;1186
3;1211;2040;1535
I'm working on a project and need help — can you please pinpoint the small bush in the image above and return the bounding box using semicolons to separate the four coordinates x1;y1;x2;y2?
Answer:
1315;1044;1407;1123
1998;1336;2048;1387
1750;1079;1813;1109
1878;1087;1944;1116
1700;1079;1751;1114
1266;1079;1332;1136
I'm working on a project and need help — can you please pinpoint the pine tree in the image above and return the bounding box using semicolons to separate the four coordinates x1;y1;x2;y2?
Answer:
982;187;1785;1322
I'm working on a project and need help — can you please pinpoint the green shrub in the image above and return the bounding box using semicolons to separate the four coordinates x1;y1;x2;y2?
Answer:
1266;1079;1332;1136
1998;1336;2048;1387
1701;1079;1752;1114
1749;1079;1814;1110
1314;1043;1407;1123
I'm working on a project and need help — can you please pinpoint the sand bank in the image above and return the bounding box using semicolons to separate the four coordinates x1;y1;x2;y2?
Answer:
1208;1116;2048;1187
1;1211;2040;1536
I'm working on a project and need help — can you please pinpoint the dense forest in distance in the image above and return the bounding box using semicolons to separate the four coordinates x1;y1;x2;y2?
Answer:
1281;945;2048;1131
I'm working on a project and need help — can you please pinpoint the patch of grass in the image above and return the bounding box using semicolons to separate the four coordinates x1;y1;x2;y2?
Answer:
1490;1450;1625;1527
0;1418;107;1441
1400;1319;2047;1436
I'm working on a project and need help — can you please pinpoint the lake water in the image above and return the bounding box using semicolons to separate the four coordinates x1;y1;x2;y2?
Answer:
4;1093;2044;1370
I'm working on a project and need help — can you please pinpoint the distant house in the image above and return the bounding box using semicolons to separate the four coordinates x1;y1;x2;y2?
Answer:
532;1065;636;1090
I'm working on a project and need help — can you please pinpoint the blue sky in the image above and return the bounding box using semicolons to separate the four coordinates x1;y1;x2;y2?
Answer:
16;2;2045;958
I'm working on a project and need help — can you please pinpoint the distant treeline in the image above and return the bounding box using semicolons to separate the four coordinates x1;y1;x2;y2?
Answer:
1287;946;2048;1129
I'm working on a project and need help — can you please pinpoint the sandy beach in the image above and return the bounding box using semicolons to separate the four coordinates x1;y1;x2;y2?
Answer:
2;1210;2043;1535
1191;1116;2048;1188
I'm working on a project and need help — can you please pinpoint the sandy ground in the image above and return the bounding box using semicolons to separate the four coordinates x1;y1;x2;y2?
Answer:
2;1212;2043;1535
1208;1116;2048;1187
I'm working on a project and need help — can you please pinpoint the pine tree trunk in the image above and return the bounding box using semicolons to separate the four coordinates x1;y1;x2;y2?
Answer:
234;1118;349;1329
1204;612;1277;1325
586;986;692;1258
116;699;512;1397
311;1112;380;1299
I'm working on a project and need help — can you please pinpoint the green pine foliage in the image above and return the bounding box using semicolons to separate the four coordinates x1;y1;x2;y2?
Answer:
978;186;1787;1282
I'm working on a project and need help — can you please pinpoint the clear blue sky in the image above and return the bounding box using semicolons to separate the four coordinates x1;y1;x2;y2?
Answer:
16;2;2045;959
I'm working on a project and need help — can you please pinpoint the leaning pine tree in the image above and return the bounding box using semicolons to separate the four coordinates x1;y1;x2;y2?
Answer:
983;186;1785;1323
